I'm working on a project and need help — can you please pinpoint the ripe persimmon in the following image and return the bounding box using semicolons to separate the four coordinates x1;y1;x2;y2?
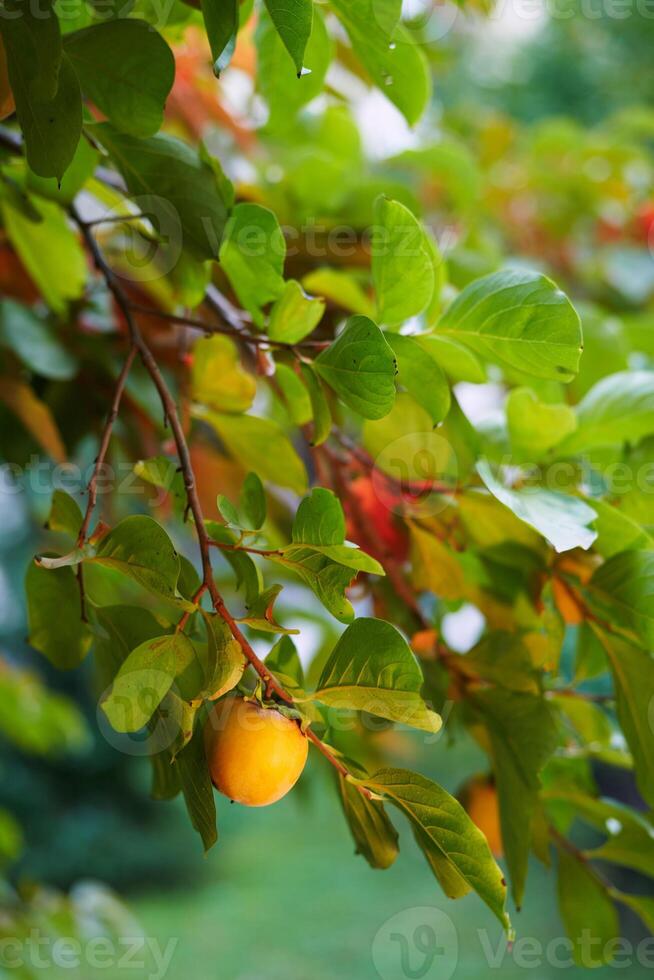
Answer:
204;696;308;806
461;775;503;858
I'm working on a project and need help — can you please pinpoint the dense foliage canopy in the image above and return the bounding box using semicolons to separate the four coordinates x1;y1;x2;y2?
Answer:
1;0;654;967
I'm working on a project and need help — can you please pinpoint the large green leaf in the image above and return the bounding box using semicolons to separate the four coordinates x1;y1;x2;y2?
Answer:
95;124;232;262
557;850;618;967
270;548;357;623
315;316;397;420
263;0;313;73
361;768;510;930
330;0;431;125
439;269;582;381
1;2;81;179
219;203;285;326
64;20;174;137
560;371;654;453
473;689;559;908
477;460;597;553
89;516;186;606
386;333;450;424
587;550;654;646
101;634;189;733
201;0;238;74
591;626;654;808
25;562;92;669
338;774;399;870
315;618;441;733
196;408;308;495
372;198;434;327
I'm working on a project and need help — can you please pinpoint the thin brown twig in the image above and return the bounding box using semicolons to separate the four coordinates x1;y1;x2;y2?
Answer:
126;301;330;352
77;345;137;546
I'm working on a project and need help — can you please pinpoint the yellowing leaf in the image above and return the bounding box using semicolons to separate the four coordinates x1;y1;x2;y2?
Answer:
191;335;256;413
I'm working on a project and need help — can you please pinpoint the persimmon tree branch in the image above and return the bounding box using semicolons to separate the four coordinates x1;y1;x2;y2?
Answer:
69;204;373;798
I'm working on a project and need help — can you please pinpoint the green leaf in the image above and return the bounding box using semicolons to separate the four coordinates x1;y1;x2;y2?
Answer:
473;689;559;908
133;456;186;510
439;269;582;381
266;635;304;688
263;0;313;73
557;850;618;967
267;280;325;343
95;124;231;262
299;363;331;446
591;626;654;808
46;490;82;539
64;20;174;137
200;0;238;74
386;333;450;424
506;387;577;458
256;4;332;131
1;3;82;180
219;203;286;326
269;547;357;623
330;0;431;125
205;524;263;607
589;498;654;559
417;334;486;384
196;613;245;701
302;268;374;317
338;774;399;870
588;550;654;647
315;618;441;733
372;197;434;327
477;460;597;553
175;726;218;852
89;515;186;606
361;768;510;930
292;488;345;545
240;472;267;531
1;196;87;313
196;408;308;495
274;362;313;425
101;634;188;733
560;371;654;453
315;315;396;420
25;562;92;669
0;299;78;379
237;583;299;635
191;335;256;413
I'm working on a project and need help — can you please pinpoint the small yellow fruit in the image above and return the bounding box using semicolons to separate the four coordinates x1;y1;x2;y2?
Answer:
462;775;503;858
204;696;308;807
0;38;15;122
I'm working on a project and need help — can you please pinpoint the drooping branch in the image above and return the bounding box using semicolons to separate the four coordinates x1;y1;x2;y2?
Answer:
69;204;373;799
